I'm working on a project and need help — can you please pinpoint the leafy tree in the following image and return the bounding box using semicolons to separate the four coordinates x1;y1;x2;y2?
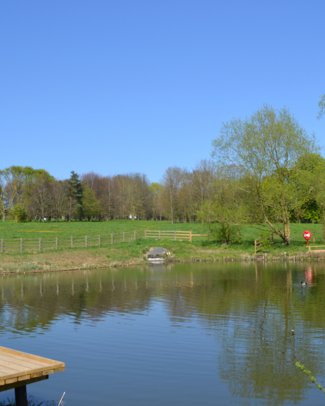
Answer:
197;167;247;244
11;204;27;222
82;173;113;220
82;185;101;220
212;106;316;244
290;153;325;223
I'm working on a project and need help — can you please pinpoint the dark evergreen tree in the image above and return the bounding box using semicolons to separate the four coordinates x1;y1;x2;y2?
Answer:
68;171;84;220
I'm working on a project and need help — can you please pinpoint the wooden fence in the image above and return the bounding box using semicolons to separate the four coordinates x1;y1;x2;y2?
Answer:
307;244;325;254
144;230;208;242
0;231;140;254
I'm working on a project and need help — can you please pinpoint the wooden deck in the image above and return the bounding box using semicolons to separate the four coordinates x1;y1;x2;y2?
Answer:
0;346;65;405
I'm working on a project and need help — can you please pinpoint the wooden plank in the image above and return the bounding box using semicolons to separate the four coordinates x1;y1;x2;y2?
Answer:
144;230;193;241
0;346;64;390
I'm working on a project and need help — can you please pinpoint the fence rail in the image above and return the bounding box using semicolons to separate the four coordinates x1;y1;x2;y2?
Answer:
0;229;208;254
0;231;141;254
307;244;325;254
144;230;207;242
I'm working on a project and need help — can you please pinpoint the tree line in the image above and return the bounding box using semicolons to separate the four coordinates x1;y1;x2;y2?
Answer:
0;162;216;223
1;105;325;245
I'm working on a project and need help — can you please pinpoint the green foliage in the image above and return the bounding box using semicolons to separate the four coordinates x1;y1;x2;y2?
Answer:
10;204;27;222
212;106;316;245
295;361;325;394
255;230;273;252
82;185;101;220
209;222;241;245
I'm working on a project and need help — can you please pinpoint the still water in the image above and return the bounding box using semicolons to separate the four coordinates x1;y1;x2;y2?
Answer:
0;262;325;405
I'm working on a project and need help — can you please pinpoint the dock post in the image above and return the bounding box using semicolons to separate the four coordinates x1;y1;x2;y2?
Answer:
15;385;28;406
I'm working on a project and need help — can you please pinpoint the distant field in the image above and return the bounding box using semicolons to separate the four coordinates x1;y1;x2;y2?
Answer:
0;220;322;271
0;220;209;239
0;220;322;246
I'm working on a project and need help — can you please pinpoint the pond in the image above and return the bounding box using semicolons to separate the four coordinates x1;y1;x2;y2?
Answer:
0;262;325;405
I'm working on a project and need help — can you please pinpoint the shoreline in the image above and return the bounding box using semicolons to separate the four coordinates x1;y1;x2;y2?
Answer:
0;246;324;275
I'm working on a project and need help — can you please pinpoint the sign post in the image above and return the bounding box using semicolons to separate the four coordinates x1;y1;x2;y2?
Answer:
303;230;312;246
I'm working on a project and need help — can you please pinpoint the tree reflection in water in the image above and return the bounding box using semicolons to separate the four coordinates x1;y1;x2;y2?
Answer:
0;263;325;405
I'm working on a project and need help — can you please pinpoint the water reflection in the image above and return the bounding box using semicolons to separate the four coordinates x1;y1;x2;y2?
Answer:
0;263;325;405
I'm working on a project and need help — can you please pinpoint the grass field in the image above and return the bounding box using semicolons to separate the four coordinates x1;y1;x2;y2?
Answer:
0;220;323;273
0;219;322;246
0;220;208;239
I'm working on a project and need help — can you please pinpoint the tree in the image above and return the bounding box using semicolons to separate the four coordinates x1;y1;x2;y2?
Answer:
150;182;164;220
290;153;325;223
191;160;216;209
25;170;56;220
212;106;316;244
0;166;56;221
82;173;113;220
82;185;101;220
67;171;83;220
162;167;187;223
197;166;248;243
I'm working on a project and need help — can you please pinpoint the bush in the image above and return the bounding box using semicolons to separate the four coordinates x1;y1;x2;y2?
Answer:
209;222;241;244
10;205;27;222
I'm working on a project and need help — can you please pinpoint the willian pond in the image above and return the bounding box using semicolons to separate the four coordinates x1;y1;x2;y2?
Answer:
0;262;325;405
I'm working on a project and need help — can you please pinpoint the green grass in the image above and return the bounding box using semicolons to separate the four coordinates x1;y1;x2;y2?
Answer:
0;220;208;239
0;220;322;262
0;219;322;247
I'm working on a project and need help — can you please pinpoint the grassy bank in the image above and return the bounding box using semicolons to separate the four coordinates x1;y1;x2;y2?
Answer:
0;220;323;273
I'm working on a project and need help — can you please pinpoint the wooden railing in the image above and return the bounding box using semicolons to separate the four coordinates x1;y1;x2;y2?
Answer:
307;244;325;253
144;230;207;242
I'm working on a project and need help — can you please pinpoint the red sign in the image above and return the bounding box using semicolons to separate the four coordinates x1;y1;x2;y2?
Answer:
303;230;312;242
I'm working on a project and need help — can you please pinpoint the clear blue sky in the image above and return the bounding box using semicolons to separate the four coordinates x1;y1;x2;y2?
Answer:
1;0;324;182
